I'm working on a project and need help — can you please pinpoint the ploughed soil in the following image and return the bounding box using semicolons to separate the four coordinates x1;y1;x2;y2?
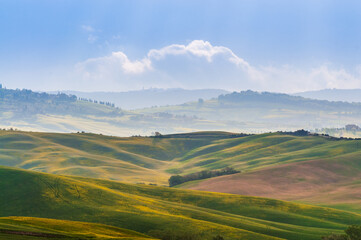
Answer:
184;155;361;209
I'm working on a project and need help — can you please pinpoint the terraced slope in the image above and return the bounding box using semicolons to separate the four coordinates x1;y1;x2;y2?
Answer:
2;166;361;240
0;217;155;239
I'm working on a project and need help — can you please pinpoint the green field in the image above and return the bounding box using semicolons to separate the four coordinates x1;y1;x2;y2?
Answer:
2;166;361;240
0;217;155;239
1;130;361;183
2;130;361;239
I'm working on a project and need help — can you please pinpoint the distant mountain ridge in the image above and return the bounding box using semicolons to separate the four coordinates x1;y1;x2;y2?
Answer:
294;89;361;103
51;88;229;109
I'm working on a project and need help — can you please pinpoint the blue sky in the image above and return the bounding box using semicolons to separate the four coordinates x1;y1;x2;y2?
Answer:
1;0;361;92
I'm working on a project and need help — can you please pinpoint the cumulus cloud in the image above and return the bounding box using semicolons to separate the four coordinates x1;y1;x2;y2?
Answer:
74;40;361;92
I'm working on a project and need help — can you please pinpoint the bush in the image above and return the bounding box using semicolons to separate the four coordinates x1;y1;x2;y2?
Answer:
322;225;361;240
168;167;240;187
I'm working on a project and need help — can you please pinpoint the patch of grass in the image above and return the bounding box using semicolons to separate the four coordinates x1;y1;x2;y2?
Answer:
0;216;155;239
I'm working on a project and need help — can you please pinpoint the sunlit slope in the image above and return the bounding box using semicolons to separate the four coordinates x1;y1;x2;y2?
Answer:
0;131;219;184
1;130;361;185
169;133;361;175
0;217;155;239
2;167;361;240
182;150;361;213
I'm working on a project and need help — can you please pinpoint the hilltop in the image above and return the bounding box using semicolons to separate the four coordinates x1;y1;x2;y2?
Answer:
1;166;361;240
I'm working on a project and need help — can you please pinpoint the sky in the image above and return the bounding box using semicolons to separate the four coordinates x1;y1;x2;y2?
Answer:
1;0;361;92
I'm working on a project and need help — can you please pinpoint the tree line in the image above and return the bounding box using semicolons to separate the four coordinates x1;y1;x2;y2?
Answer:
78;97;115;107
322;225;361;240
168;167;240;187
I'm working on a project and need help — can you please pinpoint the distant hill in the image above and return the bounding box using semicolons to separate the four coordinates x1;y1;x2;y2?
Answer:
3;87;361;134
53;88;229;109
138;90;361;131
294;89;361;103
0;87;219;135
0;87;123;118
1;165;360;240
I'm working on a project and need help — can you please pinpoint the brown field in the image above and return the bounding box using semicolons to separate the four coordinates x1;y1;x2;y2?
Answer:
183;153;361;212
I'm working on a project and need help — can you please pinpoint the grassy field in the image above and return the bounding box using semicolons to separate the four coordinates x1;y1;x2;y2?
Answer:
0;217;155;239
2;130;361;211
2;166;361;240
2;130;361;183
0;130;221;184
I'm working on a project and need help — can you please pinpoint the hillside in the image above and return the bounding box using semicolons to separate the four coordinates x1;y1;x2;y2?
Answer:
0;87;223;136
2;130;361;213
2;166;361;240
0;130;225;184
56;88;229;109
181;152;361;213
0;87;123;118
3;130;361;184
295;89;361;103
138;90;361;131
3;87;361;135
0;217;154;239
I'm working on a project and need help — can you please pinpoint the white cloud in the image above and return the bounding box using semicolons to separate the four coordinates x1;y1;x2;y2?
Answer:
81;25;100;43
74;40;361;92
82;25;95;32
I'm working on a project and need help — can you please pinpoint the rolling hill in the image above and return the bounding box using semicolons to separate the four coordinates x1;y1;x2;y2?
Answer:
3;87;361;135
138;90;361;131
0;87;222;136
0;217;154;239
1;166;361;240
56;88;229;110
1;129;361;214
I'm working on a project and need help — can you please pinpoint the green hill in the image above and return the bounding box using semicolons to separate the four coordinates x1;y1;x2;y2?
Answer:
170;132;361;174
0;130;224;184
2;130;361;213
2;166;361;240
0;217;155;239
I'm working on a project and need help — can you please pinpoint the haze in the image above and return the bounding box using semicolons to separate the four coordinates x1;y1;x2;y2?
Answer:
2;0;361;92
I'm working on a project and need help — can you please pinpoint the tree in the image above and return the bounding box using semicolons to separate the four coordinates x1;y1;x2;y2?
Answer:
345;225;361;240
322;225;361;240
168;175;184;187
321;234;347;240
